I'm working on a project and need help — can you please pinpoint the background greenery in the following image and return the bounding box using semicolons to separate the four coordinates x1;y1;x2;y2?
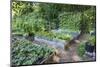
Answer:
12;1;96;34
12;1;96;65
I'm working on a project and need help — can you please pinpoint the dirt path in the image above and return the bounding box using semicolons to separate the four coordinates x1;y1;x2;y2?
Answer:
34;37;82;63
55;44;82;63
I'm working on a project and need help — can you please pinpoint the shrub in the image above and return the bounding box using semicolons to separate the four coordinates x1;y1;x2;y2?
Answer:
12;12;46;36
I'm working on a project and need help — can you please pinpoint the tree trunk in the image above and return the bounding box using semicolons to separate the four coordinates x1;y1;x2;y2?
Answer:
64;32;90;50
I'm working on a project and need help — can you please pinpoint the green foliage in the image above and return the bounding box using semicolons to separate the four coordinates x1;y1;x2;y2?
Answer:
11;39;55;65
12;1;96;33
36;31;73;41
12;2;96;64
12;1;34;16
38;3;60;30
79;7;96;33
36;31;56;41
79;13;90;33
55;33;72;41
12;12;46;35
77;43;85;57
88;36;96;45
59;12;81;30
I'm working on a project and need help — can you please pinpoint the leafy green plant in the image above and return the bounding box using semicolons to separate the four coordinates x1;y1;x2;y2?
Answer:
55;33;72;41
11;39;55;65
36;31;72;41
88;36;96;46
12;12;46;36
77;43;85;57
22;22;34;36
36;31;56;40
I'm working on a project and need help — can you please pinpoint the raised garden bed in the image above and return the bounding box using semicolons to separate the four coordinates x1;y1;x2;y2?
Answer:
11;38;55;66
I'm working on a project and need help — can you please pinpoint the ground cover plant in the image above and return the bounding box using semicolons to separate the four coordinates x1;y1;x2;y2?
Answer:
11;38;55;65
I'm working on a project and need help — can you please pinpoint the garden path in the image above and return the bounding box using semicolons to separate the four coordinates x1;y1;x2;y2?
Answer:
34;37;82;63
